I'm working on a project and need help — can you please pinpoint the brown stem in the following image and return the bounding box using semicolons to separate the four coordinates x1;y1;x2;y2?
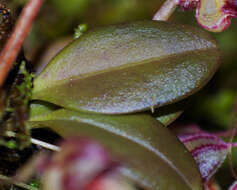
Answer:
0;0;44;87
228;91;237;180
153;0;178;21
0;174;38;190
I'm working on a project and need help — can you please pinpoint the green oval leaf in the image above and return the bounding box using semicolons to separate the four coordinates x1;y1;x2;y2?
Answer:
155;110;183;126
33;21;220;114
29;109;202;190
30;101;60;118
30;101;182;126
153;101;185;126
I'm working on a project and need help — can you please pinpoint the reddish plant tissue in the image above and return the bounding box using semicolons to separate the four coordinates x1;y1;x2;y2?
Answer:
177;0;237;32
85;173;134;190
173;125;235;183
205;180;221;190
229;181;237;190
222;0;237;17
177;0;199;10
38;138;129;190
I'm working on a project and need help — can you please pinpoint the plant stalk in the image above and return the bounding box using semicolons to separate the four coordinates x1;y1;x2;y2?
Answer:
0;0;44;87
153;0;178;21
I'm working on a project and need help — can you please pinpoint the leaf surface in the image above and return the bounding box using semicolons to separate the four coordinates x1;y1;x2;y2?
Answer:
30;101;182;126
29;109;202;190
152;101;184;126
30;101;60;118
156;110;183;126
32;21;220;114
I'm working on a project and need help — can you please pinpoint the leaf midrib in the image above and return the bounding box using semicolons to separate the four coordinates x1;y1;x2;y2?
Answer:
33;46;217;96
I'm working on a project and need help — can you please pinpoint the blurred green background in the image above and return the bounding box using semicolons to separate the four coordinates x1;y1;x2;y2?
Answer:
6;0;237;188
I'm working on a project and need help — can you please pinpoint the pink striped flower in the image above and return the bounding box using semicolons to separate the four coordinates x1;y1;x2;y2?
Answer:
177;0;237;32
174;124;236;183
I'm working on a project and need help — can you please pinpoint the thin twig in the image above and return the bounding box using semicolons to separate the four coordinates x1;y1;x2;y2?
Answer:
153;0;178;21
0;0;44;87
31;138;60;152
13;152;47;183
228;91;237;180
0;174;38;190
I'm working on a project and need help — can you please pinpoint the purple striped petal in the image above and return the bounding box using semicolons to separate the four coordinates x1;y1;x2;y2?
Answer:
229;181;237;190
174;125;231;183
